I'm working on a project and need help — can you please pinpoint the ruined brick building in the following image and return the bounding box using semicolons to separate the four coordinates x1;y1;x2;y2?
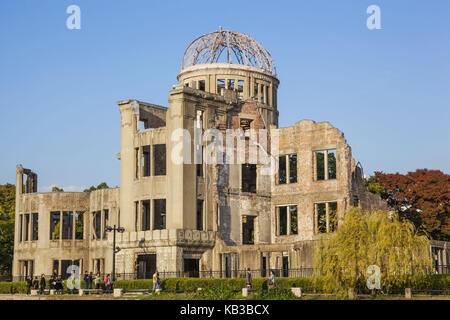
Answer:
14;30;446;280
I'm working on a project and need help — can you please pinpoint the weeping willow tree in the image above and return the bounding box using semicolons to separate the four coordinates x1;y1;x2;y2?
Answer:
314;207;432;298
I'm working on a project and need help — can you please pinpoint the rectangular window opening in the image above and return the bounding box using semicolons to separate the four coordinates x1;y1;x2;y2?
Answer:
50;211;60;240
62;211;73;240
154;199;166;230
317;203;327;233
217;79;225;94
198;80;205;91
279;207;287;236
75;211;83;240
289;154;297;183
316;151;325;181
328;150;336;180
242;215;255;244
142;200;151;231
278;155;286;184
242;164;257;193
32;213;38;241
290;206;298;235
196;200;203;231
142;145;151;177
153;144;166;176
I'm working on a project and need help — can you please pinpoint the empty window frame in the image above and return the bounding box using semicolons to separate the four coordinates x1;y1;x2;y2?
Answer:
242;164;257;193
142;145;151;177
315;149;337;181
135;147;139;179
327;150;337;180
253;80;258;98
154;199;166;230
31;213;38;241
62;211;73;240
237;80;244;94
153;144;166;176
315;202;338;233
19;214;23;242
142;200;151;231
289;154;297;183
196;200;203;230
242;215;255;244
217;79;225;94
93;211;101;240
227;79;235;90
278;154;297;184
24;213;30;241
75;212;83;240
50;211;60;240
103;209;109;239
135;201;139;232
278;156;287;184
279;207;287;236
278;205;298;236
198;80;206;91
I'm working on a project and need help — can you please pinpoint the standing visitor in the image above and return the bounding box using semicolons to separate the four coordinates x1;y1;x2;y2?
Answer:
32;276;39;290
39;274;46;294
56;276;63;294
83;271;89;289
152;269;160;292
268;270;276;289
95;272;101;289
26;276;32;295
49;275;56;290
105;274;112;293
246;268;252;295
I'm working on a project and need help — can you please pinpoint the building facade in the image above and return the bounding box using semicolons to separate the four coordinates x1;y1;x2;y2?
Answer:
13;30;445;280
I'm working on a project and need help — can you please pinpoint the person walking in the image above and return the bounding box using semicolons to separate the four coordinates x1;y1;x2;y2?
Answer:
152;269;160;292
83;271;89;290
26;276;33;295
95;272;101;290
39;274;46;294
246;268;252;295
268;270;276;289
105;274;112;293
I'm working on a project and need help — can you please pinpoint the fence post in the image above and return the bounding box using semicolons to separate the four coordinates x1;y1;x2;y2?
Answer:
405;288;412;299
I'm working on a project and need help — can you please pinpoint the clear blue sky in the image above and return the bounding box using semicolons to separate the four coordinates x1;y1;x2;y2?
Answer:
0;0;449;191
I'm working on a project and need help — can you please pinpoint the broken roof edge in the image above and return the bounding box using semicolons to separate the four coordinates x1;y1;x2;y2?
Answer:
117;99;168;110
178;63;279;80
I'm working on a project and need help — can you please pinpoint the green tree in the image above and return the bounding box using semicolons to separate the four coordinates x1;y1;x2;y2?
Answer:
0;184;15;276
52;186;64;192
315;207;432;298
83;182;109;193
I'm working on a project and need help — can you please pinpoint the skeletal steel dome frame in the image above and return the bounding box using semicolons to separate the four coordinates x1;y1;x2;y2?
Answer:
181;29;277;76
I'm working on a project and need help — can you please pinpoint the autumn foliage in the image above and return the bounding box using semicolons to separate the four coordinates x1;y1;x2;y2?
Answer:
368;169;449;241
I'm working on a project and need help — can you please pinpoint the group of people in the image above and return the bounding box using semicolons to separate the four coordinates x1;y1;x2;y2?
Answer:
246;268;276;294
83;271;106;290
25;271;113;295
26;274;64;295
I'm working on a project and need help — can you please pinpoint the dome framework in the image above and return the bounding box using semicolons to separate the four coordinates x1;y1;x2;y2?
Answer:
181;29;276;76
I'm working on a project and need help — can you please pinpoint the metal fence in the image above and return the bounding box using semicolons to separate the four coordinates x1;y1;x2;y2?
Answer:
2;265;448;282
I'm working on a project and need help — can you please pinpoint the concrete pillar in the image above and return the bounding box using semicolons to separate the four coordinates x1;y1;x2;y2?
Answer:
242;288;249;297
118;100;139;232
291;288;302;297
405;288;412;299
113;288;123;297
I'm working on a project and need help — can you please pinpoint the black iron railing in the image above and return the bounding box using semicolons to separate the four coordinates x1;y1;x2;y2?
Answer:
3;265;449;282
